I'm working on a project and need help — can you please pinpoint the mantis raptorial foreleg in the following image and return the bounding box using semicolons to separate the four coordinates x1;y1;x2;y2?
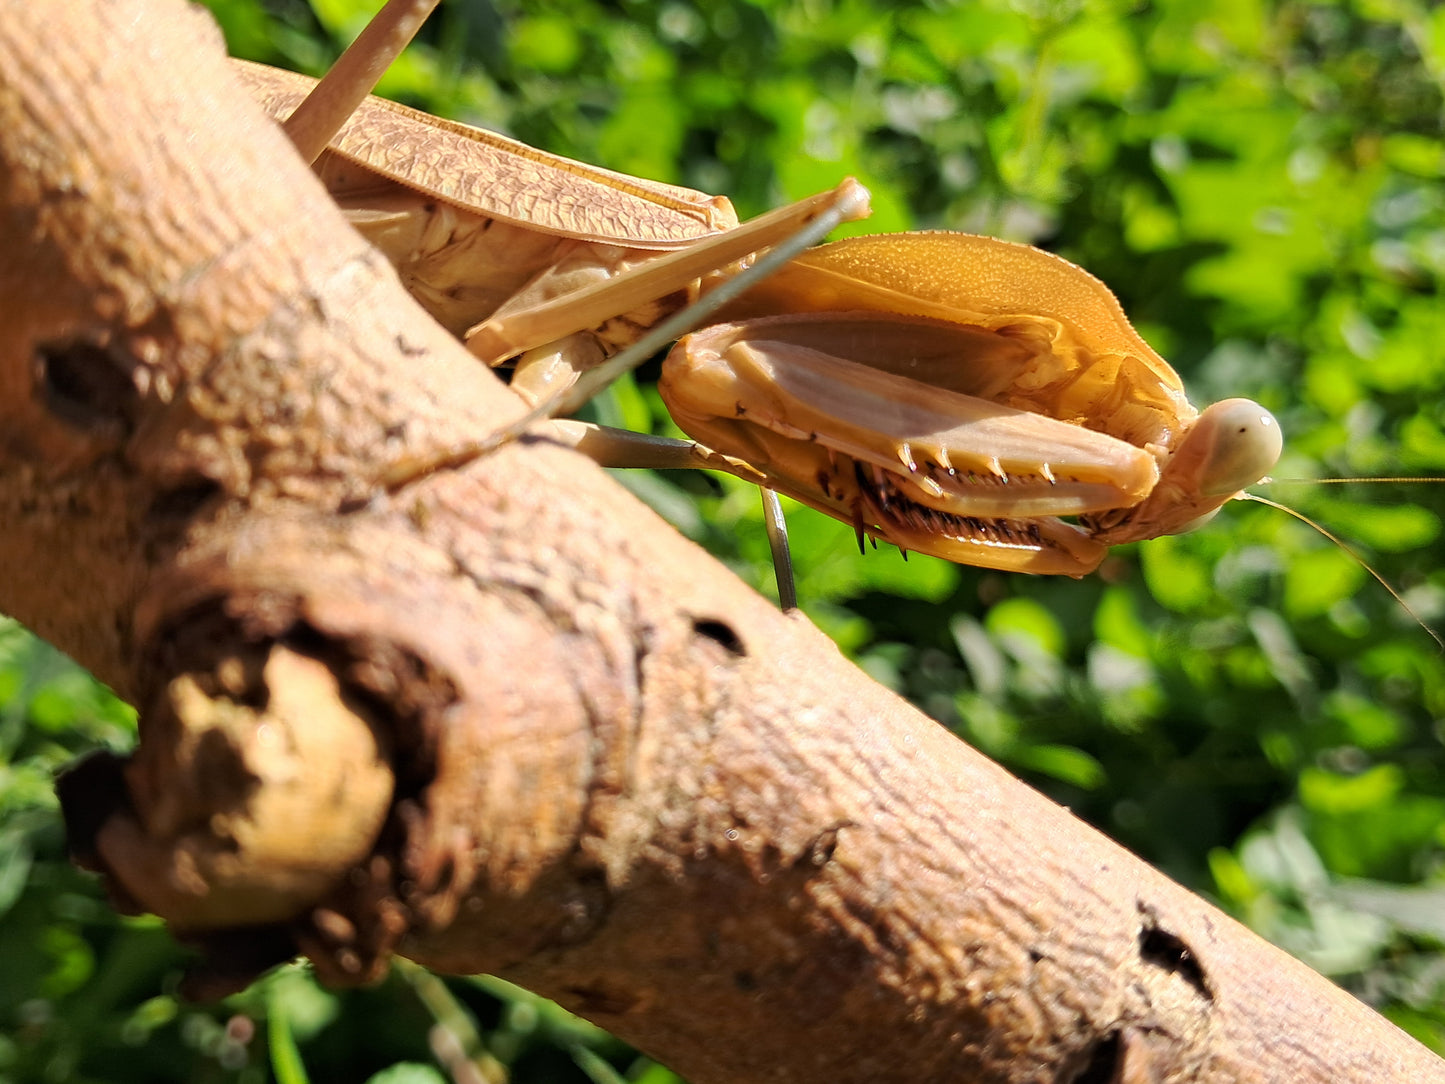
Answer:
376;179;872;481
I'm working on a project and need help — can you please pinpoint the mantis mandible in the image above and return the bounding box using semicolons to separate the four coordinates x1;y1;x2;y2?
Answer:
241;0;1284;602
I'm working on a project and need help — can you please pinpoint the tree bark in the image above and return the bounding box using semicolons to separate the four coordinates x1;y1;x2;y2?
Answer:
2;1;1441;1081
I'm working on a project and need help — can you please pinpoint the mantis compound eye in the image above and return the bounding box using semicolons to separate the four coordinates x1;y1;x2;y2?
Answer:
1194;398;1283;497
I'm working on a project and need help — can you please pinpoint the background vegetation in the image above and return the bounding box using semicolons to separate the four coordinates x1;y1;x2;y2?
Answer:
3;0;1444;1079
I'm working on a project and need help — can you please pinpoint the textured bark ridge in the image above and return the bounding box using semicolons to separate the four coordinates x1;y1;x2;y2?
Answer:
3;2;1441;1081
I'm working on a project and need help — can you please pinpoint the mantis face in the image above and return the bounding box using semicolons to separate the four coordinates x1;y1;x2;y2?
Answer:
661;233;1283;576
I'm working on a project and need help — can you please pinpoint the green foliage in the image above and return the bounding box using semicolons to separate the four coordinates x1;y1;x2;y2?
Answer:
5;0;1444;1076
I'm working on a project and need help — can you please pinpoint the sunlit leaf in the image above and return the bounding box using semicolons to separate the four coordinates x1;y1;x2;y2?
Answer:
1012;743;1107;790
509;14;583;74
1282;548;1367;619
1299;764;1403;815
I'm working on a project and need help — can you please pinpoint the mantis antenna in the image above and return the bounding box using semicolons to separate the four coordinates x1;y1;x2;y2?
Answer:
1239;489;1445;652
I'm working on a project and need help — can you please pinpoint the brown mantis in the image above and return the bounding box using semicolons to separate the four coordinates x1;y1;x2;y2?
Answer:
241;0;1287;608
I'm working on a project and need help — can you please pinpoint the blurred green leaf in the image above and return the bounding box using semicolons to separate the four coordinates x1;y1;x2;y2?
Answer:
1283;548;1368;619
366;1064;446;1084
1300;765;1403;816
1332;880;1445;942
1012;743;1106;789
984;597;1065;657
510;15;583;75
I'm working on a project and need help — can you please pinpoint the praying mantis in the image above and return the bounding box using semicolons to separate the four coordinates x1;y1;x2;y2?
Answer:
237;0;1289;603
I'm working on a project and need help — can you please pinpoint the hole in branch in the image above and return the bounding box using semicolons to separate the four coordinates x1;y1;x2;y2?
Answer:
1067;1029;1121;1084
1138;920;1211;1001
35;334;140;435
692;617;746;657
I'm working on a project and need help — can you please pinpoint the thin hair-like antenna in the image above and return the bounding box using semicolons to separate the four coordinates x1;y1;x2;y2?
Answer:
1238;491;1444;652
1265;477;1445;485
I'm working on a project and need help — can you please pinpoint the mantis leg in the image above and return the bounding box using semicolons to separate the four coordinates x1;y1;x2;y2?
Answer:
281;0;440;164
760;489;797;612
543;421;799;610
467;178;874;372
542;420;762;478
505;334;607;409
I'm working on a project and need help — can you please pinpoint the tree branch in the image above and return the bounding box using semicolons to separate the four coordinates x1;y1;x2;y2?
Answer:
1;1;1440;1080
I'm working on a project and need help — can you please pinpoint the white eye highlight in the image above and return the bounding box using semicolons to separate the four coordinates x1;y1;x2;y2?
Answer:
1194;398;1283;496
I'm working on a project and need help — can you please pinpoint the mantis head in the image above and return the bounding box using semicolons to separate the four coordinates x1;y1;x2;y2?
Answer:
1092;397;1282;543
